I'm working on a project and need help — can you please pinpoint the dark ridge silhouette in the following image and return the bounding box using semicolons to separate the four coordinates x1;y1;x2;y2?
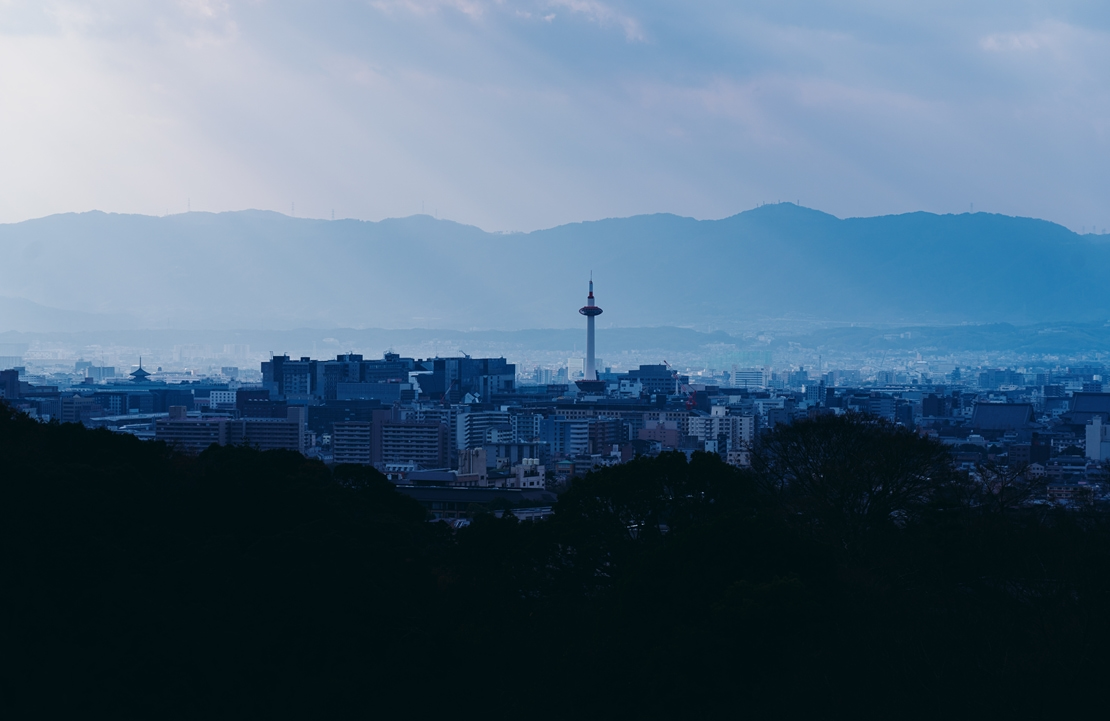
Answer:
1;204;1106;331
3;403;1109;716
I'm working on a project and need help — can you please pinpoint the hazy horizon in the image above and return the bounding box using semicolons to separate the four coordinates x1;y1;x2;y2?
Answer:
2;205;1107;337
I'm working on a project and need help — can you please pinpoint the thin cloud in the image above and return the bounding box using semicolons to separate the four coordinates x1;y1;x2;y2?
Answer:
981;32;1043;52
368;0;643;40
368;0;488;18
547;0;644;41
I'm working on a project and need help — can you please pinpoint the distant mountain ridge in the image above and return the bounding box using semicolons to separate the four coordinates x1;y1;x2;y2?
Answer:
0;204;1105;332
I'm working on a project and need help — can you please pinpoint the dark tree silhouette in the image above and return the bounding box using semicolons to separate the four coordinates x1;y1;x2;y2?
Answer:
976;459;1047;512
750;413;959;548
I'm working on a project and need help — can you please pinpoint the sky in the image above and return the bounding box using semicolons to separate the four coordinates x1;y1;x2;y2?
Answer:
1;1;1109;233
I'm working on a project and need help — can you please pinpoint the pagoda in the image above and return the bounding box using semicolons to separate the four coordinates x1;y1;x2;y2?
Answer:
130;358;152;383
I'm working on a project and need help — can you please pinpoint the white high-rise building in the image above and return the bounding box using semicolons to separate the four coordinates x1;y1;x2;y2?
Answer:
731;366;766;389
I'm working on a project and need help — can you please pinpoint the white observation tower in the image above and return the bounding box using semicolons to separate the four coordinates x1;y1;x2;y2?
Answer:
579;276;603;382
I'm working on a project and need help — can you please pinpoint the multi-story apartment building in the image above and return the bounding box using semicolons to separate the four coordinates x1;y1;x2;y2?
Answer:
229;407;306;453
332;421;373;465
456;410;511;450
379;421;448;469
686;410;755;451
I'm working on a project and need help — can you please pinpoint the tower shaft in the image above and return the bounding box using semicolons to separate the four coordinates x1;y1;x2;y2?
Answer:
586;315;596;381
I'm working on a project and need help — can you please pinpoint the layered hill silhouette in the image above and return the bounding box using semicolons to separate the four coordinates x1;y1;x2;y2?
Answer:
1;204;1105;331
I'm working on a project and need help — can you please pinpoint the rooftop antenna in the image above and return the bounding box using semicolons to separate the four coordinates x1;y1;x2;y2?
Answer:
187;197;191;212
331;209;335;221
291;201;295;217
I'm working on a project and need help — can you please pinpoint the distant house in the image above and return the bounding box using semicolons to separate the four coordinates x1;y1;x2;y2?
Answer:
1047;482;1092;503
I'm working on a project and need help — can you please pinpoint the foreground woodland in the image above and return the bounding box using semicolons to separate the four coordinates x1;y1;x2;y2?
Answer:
2;403;1108;718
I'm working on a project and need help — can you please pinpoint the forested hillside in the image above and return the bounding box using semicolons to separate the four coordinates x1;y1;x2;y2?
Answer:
3;404;1109;716
2;204;1107;331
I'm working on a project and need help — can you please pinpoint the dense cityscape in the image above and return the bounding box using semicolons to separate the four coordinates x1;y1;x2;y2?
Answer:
3;279;1107;518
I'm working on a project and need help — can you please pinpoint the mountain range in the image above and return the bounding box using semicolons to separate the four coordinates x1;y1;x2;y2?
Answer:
1;204;1106;332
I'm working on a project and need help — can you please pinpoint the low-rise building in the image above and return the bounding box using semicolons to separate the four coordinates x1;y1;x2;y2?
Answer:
508;458;545;489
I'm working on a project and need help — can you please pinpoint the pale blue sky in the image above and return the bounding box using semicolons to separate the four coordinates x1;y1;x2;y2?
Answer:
1;1;1108;231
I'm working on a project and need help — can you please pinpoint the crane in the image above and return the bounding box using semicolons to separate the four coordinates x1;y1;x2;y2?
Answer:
663;360;680;395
